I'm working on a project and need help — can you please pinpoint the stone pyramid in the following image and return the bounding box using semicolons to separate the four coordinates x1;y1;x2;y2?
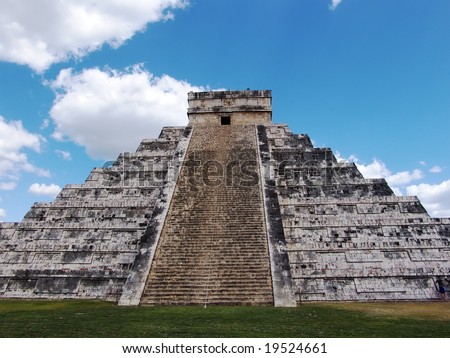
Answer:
0;90;448;306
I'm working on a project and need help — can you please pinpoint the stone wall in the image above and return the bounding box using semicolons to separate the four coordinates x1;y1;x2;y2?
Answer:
0;127;191;301
188;90;272;125
1;90;449;305
188;112;272;126
259;124;450;302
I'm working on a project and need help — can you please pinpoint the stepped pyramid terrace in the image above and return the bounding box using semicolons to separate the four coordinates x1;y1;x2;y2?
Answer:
0;90;449;306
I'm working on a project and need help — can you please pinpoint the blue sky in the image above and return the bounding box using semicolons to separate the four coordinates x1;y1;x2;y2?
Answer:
1;0;450;221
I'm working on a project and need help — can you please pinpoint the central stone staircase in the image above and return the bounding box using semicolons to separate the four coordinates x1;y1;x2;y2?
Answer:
140;125;274;305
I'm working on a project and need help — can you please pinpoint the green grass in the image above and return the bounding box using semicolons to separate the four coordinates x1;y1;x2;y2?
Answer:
0;300;449;338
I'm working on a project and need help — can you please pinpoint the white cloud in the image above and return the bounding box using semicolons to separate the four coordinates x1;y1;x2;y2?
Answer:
0;182;17;191
0;0;188;72
390;186;403;197
356;158;391;179
329;0;342;11
337;151;450;217
48;65;205;159
0;116;41;153
429;165;443;173
40;119;50;130
0;208;6;219
0;115;49;183
407;180;450;217
386;169;423;187
350;157;422;187
55;149;72;161
28;183;61;197
335;151;357;163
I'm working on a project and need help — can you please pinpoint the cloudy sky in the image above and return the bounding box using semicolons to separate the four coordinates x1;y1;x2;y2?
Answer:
0;0;449;221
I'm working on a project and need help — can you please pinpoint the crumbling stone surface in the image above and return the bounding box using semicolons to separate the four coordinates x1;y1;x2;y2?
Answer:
257;125;296;307
0;127;190;301
188;90;272;125
259;124;450;302
0;90;448;305
140;125;274;305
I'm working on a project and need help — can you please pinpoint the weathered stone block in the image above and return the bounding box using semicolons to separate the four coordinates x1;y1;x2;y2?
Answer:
0;90;448;305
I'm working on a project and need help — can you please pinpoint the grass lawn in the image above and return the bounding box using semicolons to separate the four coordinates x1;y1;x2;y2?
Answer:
0;300;448;338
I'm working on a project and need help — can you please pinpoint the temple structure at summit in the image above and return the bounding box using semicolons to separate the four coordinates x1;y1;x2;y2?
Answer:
0;90;449;306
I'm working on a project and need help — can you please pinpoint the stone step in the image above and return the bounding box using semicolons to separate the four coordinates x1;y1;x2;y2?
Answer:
157;243;268;249
143;278;272;285
141;295;274;302
150;262;270;268
142;292;273;299
141;289;274;297
149;272;271;279
140;125;274;306
143;286;273;294
140;299;274;306
151;261;270;267
152;251;269;257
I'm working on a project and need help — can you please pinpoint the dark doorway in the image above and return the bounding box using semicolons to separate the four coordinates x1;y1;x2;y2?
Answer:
221;116;231;125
